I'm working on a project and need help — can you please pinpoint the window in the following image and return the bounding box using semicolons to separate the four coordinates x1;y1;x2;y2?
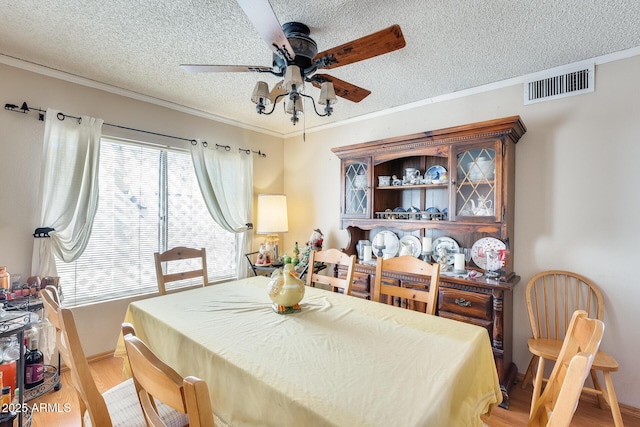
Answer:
55;138;237;306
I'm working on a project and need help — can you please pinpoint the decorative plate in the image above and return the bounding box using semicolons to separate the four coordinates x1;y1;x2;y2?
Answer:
431;237;460;265
372;230;400;258
425;165;447;181
425;207;439;213
399;235;422;257
471;237;506;270
441;270;484;279
393;207;406;212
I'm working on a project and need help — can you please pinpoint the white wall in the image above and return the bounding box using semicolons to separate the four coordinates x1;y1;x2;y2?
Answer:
283;56;640;408
0;63;284;356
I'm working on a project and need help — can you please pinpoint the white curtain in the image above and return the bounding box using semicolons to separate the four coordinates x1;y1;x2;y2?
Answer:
191;142;253;278
31;109;103;277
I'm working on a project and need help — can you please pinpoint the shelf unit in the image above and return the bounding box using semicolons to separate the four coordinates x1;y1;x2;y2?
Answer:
332;116;526;407
2;296;61;425
0;310;33;426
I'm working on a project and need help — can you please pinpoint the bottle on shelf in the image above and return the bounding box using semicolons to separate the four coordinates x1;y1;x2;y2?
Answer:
27;276;41;297
10;282;21;300
0;361;15;399
24;337;44;390
21;282;30;298
293;242;300;258
0;267;9;291
292;242;300;266
0;386;9;407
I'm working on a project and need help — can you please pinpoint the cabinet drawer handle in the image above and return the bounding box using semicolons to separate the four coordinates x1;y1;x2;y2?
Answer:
454;298;471;307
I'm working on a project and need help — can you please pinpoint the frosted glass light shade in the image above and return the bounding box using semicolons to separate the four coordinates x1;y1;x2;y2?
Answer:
256;194;289;234
251;81;271;105
285;97;304;115
284;65;303;91
318;82;337;105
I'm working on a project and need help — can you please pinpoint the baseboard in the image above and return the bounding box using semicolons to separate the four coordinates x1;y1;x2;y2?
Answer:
59;350;116;373
515;372;640;419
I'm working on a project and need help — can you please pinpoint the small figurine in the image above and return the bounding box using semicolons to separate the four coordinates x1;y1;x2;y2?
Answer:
256;243;271;265
309;229;324;250
437;246;450;272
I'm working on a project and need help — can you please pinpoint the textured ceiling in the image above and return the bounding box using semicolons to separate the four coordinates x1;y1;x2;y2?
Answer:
2;1;640;136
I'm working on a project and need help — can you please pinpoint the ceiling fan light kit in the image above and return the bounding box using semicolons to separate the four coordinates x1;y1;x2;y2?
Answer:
182;0;406;125
252;68;335;123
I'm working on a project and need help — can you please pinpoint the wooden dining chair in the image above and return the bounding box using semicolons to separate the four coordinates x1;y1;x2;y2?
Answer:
521;270;623;427
40;286;188;427
154;246;209;295
305;248;356;295
122;323;217;427
528;310;604;427
373;255;440;315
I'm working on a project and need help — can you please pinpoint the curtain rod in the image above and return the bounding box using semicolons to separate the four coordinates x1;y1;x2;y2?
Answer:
4;101;267;157
215;143;266;158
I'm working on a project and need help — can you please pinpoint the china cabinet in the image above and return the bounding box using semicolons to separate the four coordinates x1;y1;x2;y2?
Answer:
332;116;526;407
341;158;371;218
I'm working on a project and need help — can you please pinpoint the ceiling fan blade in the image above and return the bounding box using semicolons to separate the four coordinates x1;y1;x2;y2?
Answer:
310;74;371;103
236;0;295;60
180;64;274;73
314;25;405;69
270;80;288;103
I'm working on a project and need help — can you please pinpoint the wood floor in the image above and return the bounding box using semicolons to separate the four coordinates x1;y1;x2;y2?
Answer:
27;356;639;426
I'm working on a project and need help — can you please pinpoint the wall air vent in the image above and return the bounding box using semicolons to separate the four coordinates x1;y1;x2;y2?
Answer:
524;63;594;105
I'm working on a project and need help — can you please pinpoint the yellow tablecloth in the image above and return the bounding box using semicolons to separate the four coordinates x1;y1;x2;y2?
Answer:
115;276;501;427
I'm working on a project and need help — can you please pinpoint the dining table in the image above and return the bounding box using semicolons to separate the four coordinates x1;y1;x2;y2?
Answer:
114;275;502;427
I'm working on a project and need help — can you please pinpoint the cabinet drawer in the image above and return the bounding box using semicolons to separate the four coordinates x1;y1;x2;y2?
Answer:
438;289;492;321
338;269;370;295
352;271;370;294
439;311;493;339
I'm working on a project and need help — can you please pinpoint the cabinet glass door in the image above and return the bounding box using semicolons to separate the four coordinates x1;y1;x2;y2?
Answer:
455;147;497;219
344;161;369;216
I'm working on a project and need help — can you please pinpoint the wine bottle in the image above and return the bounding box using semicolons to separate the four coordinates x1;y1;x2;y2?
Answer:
24;337;44;389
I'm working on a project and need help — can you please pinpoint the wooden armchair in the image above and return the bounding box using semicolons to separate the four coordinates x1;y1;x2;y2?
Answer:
154;246;208;295
305;248;356;295
522;270;622;426
373;255;440;315
40;286;187;427
528;310;604;427
122;323;217;427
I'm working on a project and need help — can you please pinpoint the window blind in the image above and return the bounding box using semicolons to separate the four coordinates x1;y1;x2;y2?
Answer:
55;139;237;306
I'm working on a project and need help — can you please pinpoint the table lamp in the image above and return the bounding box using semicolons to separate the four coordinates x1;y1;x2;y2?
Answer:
256;194;289;262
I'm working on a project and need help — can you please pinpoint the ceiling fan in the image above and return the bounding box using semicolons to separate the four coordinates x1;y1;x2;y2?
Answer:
180;0;406;124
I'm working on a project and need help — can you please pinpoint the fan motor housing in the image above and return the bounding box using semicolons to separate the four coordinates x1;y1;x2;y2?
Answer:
282;22;318;70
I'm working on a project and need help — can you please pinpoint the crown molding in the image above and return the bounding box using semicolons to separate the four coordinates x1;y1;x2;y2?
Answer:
3;45;639;140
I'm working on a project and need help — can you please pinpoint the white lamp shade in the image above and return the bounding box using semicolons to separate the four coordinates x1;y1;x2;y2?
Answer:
285;97;304;115
256;194;289;234
284;65;304;91
251;81;271;105
318;82;337;105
